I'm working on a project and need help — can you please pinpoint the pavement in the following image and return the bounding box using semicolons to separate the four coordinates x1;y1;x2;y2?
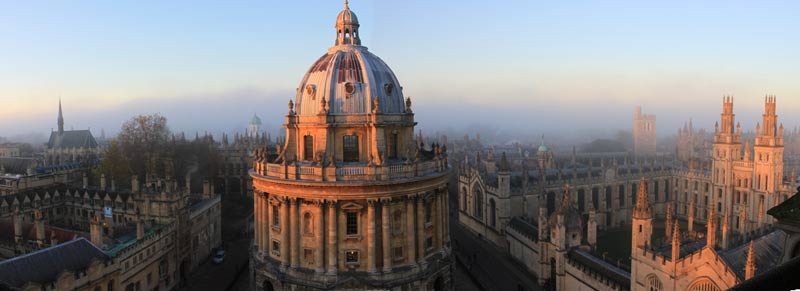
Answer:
452;223;542;291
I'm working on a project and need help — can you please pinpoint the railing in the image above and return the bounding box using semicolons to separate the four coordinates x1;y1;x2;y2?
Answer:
255;159;447;182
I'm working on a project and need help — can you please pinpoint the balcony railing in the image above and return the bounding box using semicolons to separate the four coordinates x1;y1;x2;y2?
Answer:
253;159;448;182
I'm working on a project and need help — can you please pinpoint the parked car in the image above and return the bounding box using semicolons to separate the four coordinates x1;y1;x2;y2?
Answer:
213;249;226;264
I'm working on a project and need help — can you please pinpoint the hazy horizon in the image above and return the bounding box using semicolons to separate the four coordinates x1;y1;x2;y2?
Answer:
2;1;800;142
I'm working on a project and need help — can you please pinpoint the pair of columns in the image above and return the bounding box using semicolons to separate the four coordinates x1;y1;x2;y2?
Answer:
255;191;448;274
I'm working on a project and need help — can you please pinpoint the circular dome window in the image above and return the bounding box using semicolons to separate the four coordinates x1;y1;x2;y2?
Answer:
306;84;316;99
344;82;355;95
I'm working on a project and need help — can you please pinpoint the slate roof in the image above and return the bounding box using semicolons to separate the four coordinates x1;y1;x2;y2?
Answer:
654;238;707;259
568;249;631;288
507;217;538;241
47;130;98;150
0;237;108;289
767;187;800;222
729;254;800;291
719;229;786;280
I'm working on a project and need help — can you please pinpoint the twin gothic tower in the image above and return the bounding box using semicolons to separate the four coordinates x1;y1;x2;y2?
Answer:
250;2;452;291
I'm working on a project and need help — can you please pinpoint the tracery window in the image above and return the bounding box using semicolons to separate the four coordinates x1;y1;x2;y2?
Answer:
687;278;721;291
473;187;483;219
645;274;662;291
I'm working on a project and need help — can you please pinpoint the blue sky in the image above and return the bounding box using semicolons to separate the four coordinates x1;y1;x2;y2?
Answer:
1;0;799;141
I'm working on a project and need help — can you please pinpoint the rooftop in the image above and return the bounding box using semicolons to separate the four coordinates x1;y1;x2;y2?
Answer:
0;237;108;289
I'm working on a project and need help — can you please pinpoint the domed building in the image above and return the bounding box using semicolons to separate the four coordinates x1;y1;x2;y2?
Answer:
250;2;452;291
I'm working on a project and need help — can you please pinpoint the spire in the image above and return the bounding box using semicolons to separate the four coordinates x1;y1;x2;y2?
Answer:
671;219;680;261
633;177;652;219
57;97;64;134
722;207;730;249
745;240;756;279
666;203;673;239
499;152;510;172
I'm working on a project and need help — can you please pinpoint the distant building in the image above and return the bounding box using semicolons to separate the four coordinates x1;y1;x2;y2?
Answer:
0;144;21;158
247;114;262;138
455;96;794;291
44;99;100;166
0;171;221;291
633;106;656;156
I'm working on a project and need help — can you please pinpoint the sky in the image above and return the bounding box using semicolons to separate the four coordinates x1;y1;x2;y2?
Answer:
1;0;799;142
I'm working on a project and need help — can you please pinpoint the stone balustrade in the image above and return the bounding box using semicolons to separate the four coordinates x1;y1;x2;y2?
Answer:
254;159;446;182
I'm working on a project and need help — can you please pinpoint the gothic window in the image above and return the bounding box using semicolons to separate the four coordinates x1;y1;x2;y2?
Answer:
687;278;721;291
473;187;483;219
346;212;359;235
272;205;280;227
645;274;663;291
619;185;625;207
460;187;468;211
303;135;314;161
303;212;313;235
387;132;398;159
489;199;496;228
343;135;359;162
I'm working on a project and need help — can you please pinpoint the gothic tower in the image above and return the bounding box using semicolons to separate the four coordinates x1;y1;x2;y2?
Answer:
752;96;784;225
633;106;657;156
711;96;741;227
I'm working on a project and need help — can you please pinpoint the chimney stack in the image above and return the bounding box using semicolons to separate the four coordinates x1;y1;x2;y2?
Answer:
90;215;103;247
110;178;116;192
34;210;45;246
136;210;145;240
82;173;89;189
132;175;139;193
13;208;23;243
100;174;107;190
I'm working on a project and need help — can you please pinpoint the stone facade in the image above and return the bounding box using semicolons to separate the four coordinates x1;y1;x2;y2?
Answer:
455;96;795;291
250;2;452;291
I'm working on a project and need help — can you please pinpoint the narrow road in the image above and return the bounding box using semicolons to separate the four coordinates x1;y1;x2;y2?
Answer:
452;223;542;291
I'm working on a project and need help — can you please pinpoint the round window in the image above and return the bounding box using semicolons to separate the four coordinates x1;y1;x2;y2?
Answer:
344;82;355;94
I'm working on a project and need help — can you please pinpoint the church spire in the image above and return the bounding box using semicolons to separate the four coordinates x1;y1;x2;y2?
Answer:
57;97;64;134
707;194;717;248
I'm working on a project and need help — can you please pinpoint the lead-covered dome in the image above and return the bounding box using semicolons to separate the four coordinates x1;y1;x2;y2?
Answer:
293;1;406;116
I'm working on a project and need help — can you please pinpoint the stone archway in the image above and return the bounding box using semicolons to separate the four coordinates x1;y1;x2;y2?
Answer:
263;280;275;291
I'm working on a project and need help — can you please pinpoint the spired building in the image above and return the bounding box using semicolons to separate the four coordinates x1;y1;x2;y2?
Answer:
45;99;100;166
250;2;452;291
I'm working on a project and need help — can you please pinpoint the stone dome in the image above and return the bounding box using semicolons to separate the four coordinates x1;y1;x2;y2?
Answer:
294;47;406;116
293;1;406;116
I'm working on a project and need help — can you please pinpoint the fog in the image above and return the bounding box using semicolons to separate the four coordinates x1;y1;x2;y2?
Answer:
3;87;799;147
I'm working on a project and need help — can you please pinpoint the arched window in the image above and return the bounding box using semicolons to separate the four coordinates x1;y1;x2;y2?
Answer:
618;185;625;207
460;187;468;211
393;210;403;234
387;132;398;159
473;187;483;219
489;199;496;227
645;274;663;291
303;212;313;235
343;135;359;162
272;205;280;227
303;135;314;161
687;278;721;291
108;280;114;291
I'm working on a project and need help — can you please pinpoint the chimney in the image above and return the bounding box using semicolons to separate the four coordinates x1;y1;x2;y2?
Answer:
136;210;145;240
100;174;107;190
202;179;213;199
90;215;103;247
587;208;597;248
13;208;23;243
132;175;139;193
50;231;58;247
110;178;116;192
82;173;89;189
34;210;45;246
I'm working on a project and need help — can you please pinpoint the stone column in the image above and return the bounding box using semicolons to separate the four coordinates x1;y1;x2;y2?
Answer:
382;200;392;272
254;193;261;251
315;201;325;273
265;195;271;254
262;193;269;254
367;200;378;273
416;197;427;266
290;198;300;269
406;197;416;266
437;191;445;249
327;201;338;275
281;198;290;269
